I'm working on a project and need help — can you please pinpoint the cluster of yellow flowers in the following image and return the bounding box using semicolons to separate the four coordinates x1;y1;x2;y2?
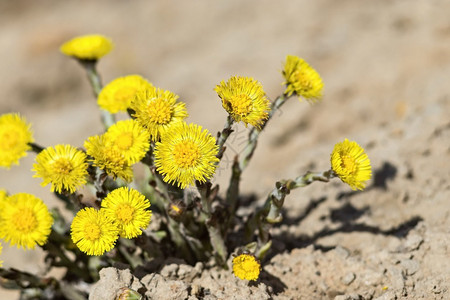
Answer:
71;187;151;255
0;34;372;283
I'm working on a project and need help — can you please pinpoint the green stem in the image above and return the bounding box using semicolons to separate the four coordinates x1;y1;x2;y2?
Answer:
142;155;195;262
43;231;92;282
224;156;240;235
239;94;289;171
80;60;115;129
197;182;228;267
253;170;334;260
0;268;59;291
216;115;234;160
28;142;45;154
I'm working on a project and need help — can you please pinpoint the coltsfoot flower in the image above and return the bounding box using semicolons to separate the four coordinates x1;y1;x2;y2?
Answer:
84;135;133;182
232;254;261;281
98;75;153;113
331;139;372;190
0;113;34;169
71;207;119;256
104;119;150;164
282;55;323;102
130;87;188;141
60;34;113;60
215;76;270;128
101;187;152;238
32;144;88;194
0;193;53;249
154;122;219;189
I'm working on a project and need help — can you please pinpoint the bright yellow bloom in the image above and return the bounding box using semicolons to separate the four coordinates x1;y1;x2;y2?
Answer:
104;119;150;164
71;207;119;256
60;34;113;60
331;139;372;190
130;87;188;141
32;144;88;194
0;193;53;249
101;187;151;238
98;75;153;113
84;135;133;182
232;254;261;281
282;55;323;102
155;122;219;189
215;76;270;128
0;113;34;169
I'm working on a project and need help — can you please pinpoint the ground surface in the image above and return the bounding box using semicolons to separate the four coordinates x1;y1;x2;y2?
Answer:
0;0;449;299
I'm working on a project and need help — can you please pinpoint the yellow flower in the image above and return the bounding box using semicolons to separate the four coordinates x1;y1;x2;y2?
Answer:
215;76;270;128
0;193;53;249
60;34;113;60
282;55;323;102
0;113;34;169
98;75;153;113
130;87;188;141
154;122;219;189
84;135;133;182
101;187;151;238
331;139;372;190
71;207;119;256
104;119;150;164
32;144;88;194
232;254;261;281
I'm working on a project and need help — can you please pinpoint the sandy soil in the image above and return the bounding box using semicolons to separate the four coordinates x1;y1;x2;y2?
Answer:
1;0;449;299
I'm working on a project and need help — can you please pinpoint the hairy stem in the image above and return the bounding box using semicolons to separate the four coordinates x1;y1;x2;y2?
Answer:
197;182;228;267
216;115;234;160
252;170;334;260
80;60;115;129
28;142;45;154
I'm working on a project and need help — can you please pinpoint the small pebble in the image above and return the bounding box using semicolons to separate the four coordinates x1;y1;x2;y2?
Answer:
341;272;356;285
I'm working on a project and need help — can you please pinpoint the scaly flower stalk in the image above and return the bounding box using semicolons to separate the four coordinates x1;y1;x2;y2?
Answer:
252;170;334;260
82;60;115;129
225;94;289;214
216;115;234;160
197;181;228;267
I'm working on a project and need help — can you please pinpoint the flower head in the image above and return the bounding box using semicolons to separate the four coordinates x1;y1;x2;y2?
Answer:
155;122;219;189
98;75;153;113
84;135;133;182
232;254;261;281
215;76;270;128
101;187;151;238
60;34;113;60
104;119;150;164
0;193;53;249
130;87;188;141
282;55;323;102
331;139;372;190
0;113;34;169
32;144;88;194
71;207;119;256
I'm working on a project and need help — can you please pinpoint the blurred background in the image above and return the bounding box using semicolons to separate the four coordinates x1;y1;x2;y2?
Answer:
1;0;449;298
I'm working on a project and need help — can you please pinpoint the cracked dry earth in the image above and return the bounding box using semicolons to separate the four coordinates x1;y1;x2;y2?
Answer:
1;0;449;299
